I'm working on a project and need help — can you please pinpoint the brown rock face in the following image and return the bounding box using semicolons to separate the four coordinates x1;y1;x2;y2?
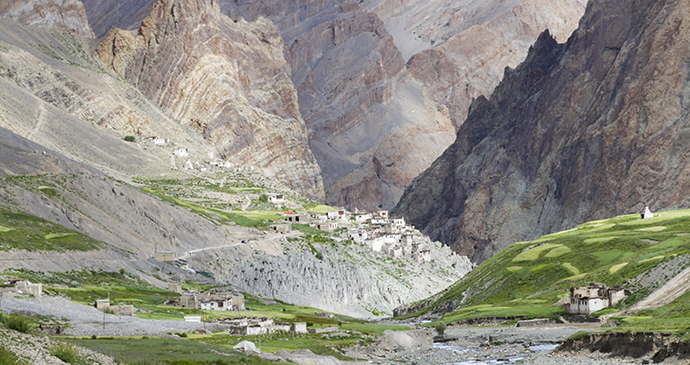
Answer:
223;0;458;210
363;0;587;130
80;0;154;38
394;0;690;262
95;0;324;200
0;0;95;37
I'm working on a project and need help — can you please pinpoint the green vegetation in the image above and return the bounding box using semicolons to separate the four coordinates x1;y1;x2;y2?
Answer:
124;135;136;142
4;269;178;307
70;337;276;365
0;206;102;251
0;314;32;333
401;209;690;328
0;346;23;365
434;322;447;336
49;341;86;365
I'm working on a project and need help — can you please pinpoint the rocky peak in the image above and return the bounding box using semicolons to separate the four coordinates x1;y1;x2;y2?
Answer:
96;0;324;200
394;0;690;262
0;0;94;37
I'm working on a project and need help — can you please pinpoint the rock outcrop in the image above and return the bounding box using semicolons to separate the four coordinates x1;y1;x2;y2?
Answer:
80;0;154;38
95;0;324;200
394;0;690;262
363;0;587;130
79;0;586;210
0;0;94;37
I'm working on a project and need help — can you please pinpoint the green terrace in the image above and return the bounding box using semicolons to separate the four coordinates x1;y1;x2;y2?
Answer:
403;209;690;329
137;178;339;229
0;206;103;251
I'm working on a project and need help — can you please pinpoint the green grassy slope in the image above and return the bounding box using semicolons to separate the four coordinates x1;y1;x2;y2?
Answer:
404;210;690;326
0;206;103;251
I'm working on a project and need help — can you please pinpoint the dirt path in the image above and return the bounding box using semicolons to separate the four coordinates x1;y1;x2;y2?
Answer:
611;265;690;317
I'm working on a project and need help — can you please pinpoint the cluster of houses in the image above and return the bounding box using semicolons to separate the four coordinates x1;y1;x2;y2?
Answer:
266;209;436;263
169;288;246;313
561;282;626;315
94;297;135;316
1;279;43;297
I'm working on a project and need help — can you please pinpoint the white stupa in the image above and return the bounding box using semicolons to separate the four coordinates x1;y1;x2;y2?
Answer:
641;205;653;219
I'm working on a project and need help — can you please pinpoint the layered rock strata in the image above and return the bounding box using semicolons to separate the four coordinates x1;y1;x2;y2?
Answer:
95;0;324;200
395;0;690;262
0;0;94;37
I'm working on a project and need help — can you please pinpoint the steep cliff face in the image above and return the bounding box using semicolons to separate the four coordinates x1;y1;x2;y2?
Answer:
0;0;94;37
363;0;586;130
95;0;324;200
395;0;690;262
80;0;154;38
81;0;586;211
224;0;454;211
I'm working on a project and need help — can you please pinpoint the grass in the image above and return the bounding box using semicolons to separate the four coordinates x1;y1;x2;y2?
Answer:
70;337;275;365
399;209;690;326
1;314;33;333
4;269;179;308
0;346;23;365
0;206;102;251
49;341;86;364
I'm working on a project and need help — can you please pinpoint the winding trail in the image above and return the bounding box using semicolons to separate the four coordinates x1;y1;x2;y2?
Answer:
603;264;690;320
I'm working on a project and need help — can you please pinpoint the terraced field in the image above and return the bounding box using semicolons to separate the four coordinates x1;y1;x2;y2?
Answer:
404;209;690;330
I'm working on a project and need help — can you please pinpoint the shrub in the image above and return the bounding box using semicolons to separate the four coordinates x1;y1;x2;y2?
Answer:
434;322;447;337
49;341;84;364
0;314;32;333
0;346;21;365
123;135;136;142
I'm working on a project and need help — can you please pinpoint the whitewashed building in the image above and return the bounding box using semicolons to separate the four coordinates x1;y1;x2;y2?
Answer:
564;283;626;315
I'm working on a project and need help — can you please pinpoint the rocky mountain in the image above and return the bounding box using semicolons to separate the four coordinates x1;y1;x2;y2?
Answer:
95;0;324;200
0;1;469;317
0;0;95;37
81;0;586;211
394;0;690;262
362;0;587;129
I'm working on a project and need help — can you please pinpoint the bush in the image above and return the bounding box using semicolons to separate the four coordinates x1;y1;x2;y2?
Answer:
434;322;447;337
49;341;84;364
123;135;136;142
0;314;32;333
0;346;21;365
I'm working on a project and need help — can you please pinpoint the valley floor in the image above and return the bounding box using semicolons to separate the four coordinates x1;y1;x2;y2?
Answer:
348;325;664;364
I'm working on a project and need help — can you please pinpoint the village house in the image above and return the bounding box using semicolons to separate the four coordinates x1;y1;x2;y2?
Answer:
354;213;372;224
370;217;387;225
95;298;110;311
110;304;134;316
168;283;183;294
269;224;292;234
326;211;339;220
200;297;232;311
154;251;175;262
563;283;626;315
291;322;308;334
286;212;309;223
349;229;368;244
267;193;285;204
377;210;389;218
392;217;406;228
173;148;189;157
15;280;42;297
365;236;385;252
316;222;338;232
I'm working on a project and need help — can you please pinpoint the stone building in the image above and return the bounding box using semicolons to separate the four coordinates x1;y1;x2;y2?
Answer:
563;283;626;315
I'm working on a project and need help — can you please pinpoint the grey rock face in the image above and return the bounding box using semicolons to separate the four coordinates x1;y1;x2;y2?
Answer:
395;0;690;262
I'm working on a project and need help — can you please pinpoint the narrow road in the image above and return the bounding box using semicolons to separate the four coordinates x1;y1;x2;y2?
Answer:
602;264;690;320
177;241;245;260
624;265;690;315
